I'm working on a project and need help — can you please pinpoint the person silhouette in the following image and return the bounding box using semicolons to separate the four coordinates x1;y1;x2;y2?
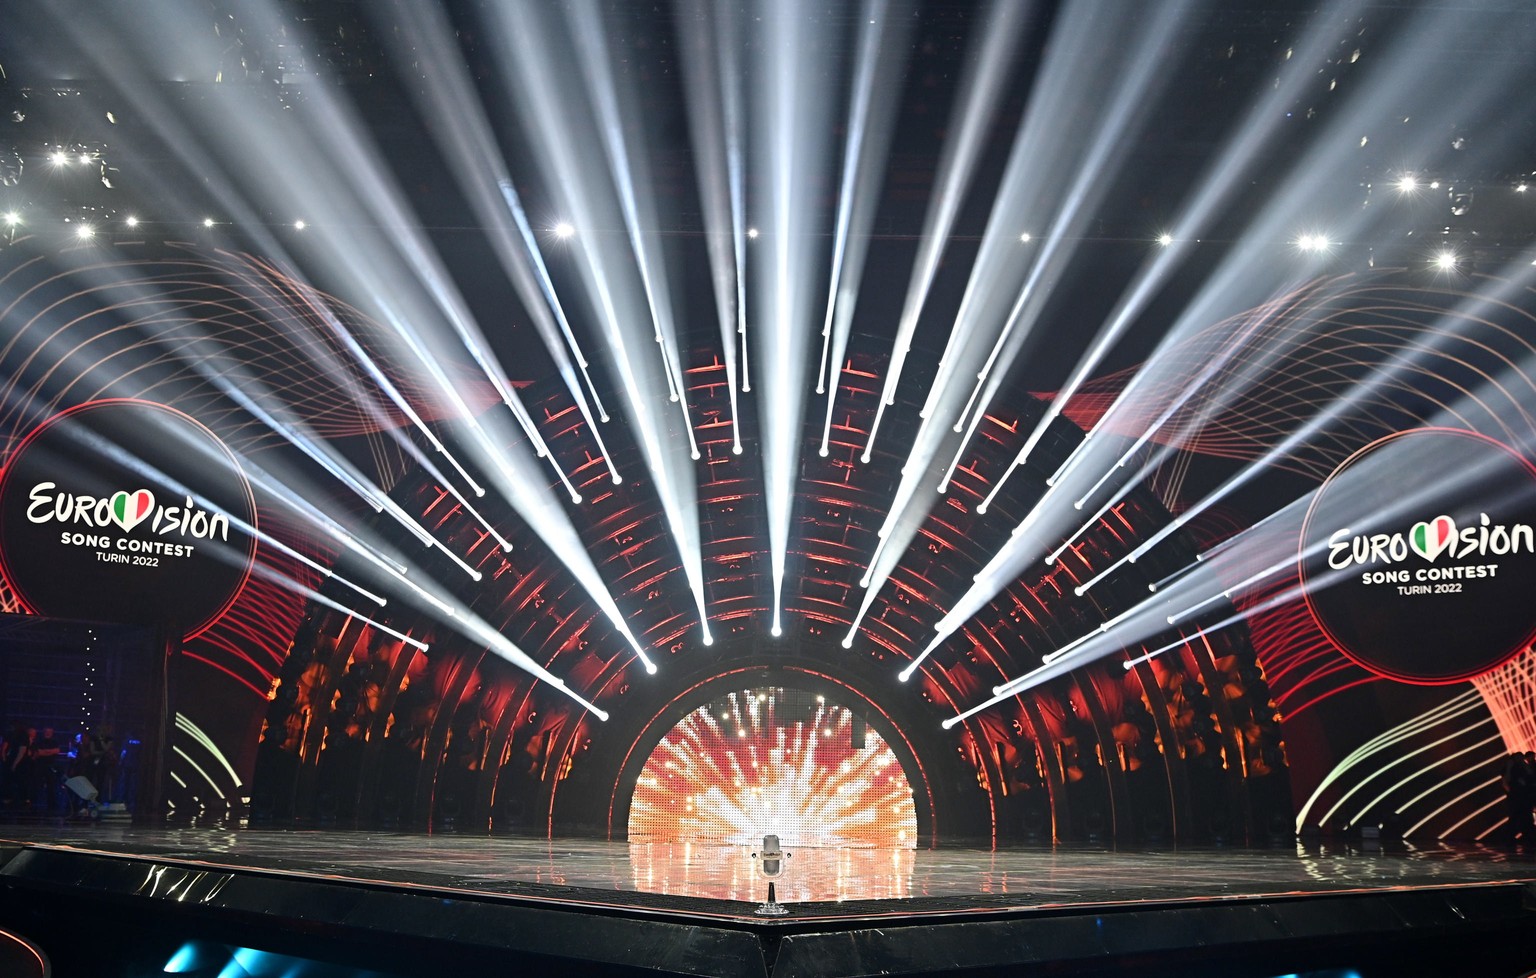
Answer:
1502;753;1534;844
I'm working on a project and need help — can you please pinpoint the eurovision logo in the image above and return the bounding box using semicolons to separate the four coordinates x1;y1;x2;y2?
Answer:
25;482;231;552
1300;429;1536;684
1326;511;1536;586
0;400;256;636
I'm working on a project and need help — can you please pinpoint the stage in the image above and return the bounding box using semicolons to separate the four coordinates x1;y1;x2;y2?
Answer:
0;824;1533;976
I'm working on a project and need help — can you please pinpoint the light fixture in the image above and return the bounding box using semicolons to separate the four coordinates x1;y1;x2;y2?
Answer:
1434;249;1458;270
1157;232;1173;247
2;212;18;226
553;221;574;239
1019;232;1031;243
75;224;94;240
202;217;215;228
293;219;306;230
49;151;68;167
125;215;139;228
747;227;759;239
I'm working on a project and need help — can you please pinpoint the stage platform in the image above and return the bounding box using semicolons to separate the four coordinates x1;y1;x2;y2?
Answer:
0;824;1532;976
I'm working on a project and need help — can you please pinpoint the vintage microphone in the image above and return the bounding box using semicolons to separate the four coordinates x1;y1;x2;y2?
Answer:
751;834;791;916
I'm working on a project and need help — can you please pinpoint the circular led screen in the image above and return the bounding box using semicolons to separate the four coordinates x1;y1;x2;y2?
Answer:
0;399;257;637
627;686;917;848
1300;428;1536;684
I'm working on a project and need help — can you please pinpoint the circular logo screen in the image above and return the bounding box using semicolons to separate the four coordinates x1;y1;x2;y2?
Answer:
0;400;257;636
1300;428;1536;684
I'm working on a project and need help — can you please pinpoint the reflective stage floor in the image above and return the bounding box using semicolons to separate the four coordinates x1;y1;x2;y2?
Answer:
0;822;1532;917
1;823;1534;976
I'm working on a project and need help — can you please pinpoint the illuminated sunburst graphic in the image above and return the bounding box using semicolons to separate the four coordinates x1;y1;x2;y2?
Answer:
628;688;917;848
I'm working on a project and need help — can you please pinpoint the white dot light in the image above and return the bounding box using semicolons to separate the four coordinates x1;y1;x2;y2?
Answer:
1019;232;1032;243
1434;249;1458;270
75;224;94;240
1157;232;1173;247
202;217;215;228
294;219;306;230
49;151;68;167
2;212;19;227
747;227;759;240
1396;175;1418;193
125;215;139;228
554;221;574;239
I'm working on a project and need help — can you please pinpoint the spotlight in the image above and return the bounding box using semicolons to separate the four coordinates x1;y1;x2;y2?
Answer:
293;219;306;230
124;215;138;228
1157;232;1173;247
1395;175;1417;193
2;212;18;226
78;153;91;166
1019;232;1031;243
1433;249;1458;271
747;227;759;240
49;151;68;167
553;221;574;239
202;217;215;228
74;224;94;240
1295;234;1330;253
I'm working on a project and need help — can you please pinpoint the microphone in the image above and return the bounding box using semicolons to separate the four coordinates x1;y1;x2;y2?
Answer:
754;834;787;878
750;834;791;916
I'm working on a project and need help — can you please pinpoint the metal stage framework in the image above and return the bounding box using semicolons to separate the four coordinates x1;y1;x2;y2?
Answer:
248;344;1289;849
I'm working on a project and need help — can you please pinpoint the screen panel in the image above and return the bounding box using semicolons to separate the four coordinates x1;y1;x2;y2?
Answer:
627;686;918;848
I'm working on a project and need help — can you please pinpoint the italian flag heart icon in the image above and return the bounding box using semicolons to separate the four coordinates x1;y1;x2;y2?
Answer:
1410;514;1456;562
110;489;156;532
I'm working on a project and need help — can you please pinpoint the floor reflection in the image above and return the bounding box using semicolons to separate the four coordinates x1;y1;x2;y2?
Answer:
627;842;916;902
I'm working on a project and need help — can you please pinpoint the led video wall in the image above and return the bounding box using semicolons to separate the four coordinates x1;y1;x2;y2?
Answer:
627;687;918;848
